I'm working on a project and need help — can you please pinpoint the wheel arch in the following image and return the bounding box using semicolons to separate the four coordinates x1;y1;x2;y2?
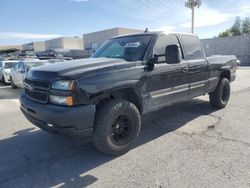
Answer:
220;69;231;81
97;87;144;114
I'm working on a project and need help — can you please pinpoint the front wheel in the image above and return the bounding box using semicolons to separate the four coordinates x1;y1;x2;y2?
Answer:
209;78;230;108
92;99;141;155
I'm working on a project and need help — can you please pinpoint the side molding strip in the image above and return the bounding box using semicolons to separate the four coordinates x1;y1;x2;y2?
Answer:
150;84;189;98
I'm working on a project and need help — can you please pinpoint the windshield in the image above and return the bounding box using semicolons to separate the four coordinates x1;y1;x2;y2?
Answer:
26;61;49;67
4;62;16;69
91;35;152;61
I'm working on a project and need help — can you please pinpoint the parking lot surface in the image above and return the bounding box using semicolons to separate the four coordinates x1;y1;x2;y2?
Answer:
0;68;250;188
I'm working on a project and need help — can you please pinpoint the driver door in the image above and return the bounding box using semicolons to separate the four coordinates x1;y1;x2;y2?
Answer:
146;34;189;111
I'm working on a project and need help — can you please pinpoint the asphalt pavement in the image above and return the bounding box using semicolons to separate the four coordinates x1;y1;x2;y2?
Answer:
0;68;250;188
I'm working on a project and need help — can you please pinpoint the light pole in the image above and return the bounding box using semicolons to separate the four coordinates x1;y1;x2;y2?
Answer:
185;0;202;33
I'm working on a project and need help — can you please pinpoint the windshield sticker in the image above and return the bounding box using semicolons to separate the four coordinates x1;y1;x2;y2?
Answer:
125;42;142;48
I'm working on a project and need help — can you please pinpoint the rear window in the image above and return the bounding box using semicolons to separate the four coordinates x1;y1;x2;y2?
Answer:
181;35;203;60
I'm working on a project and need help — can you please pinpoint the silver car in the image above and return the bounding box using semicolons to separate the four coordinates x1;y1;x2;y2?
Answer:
10;60;50;89
0;60;18;84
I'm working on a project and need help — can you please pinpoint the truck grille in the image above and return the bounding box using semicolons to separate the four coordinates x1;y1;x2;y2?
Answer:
25;88;48;103
24;78;51;103
24;77;50;90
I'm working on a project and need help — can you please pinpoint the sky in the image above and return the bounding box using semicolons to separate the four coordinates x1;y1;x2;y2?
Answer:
0;0;250;45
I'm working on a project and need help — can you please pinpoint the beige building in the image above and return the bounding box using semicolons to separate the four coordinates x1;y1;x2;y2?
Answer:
0;45;23;51
1;28;143;54
83;27;143;50
23;41;46;52
45;37;83;51
34;41;46;52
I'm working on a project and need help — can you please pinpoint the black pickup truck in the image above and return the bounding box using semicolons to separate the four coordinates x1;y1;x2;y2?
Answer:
20;32;237;155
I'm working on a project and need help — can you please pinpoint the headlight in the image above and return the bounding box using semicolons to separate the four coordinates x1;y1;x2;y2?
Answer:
51;80;75;90
49;95;74;106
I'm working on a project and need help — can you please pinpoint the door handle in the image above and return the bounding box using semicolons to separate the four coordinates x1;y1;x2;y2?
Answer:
181;66;188;73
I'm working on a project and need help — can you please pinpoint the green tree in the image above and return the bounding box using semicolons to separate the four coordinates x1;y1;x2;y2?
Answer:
0;48;19;54
230;16;242;36
242;17;250;35
218;29;231;37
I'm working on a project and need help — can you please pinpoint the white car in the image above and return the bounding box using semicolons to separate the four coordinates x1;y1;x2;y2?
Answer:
0;60;18;84
10;60;50;89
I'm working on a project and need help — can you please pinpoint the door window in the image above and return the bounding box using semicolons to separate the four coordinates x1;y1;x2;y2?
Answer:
153;34;183;63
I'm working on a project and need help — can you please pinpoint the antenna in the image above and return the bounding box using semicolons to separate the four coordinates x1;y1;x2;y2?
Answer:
144;28;149;33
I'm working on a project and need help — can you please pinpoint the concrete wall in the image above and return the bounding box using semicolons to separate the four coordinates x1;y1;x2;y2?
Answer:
83;27;143;50
23;42;45;52
33;41;46;52
62;37;83;50
23;43;34;51
201;35;250;66
45;37;83;51
45;38;64;50
117;28;143;35
61;50;91;59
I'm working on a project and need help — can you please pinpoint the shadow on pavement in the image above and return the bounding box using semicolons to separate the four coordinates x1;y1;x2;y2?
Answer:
0;98;218;187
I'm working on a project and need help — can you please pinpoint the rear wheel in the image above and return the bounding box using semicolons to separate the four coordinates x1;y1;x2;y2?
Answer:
92;99;141;155
209;78;230;108
10;77;17;89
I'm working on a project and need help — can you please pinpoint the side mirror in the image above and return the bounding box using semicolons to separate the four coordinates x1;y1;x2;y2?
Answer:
165;44;181;64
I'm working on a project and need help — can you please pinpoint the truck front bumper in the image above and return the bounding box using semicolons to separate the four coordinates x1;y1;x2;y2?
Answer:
20;92;96;137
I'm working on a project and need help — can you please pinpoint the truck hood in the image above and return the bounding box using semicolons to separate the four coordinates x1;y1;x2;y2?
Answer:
27;58;139;81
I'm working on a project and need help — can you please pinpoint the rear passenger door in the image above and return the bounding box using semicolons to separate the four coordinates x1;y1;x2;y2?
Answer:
180;35;208;98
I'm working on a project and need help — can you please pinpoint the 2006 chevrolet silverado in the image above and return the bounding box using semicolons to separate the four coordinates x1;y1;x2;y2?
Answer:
20;32;237;155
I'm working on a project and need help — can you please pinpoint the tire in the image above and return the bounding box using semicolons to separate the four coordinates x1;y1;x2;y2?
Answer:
209;78;230;108
10;77;17;89
93;99;141;155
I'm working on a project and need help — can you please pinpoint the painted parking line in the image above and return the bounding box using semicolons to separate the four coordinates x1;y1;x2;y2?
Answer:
0;86;11;89
10;99;20;104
